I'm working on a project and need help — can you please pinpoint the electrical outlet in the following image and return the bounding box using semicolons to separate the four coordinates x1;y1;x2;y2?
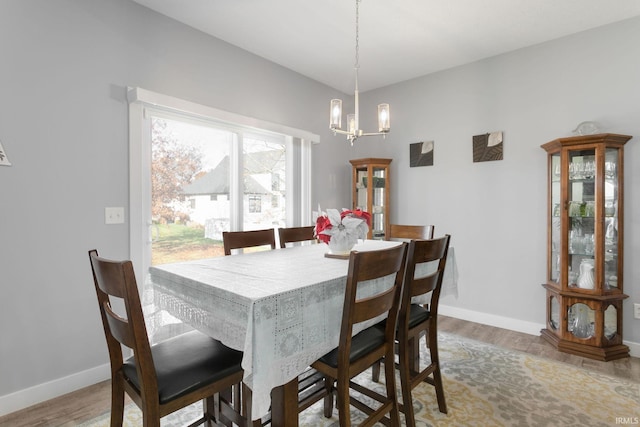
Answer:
634;303;640;320
105;207;125;224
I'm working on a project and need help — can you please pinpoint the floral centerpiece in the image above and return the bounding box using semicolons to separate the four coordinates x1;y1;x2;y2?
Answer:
314;208;371;256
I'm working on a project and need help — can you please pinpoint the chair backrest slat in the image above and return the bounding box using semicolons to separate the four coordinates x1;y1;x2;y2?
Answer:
103;303;136;348
352;287;397;324
411;272;439;297
387;224;434;241
223;229;276;255
278;226;316;248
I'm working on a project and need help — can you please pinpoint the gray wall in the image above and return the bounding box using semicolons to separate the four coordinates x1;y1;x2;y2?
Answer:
0;0;347;411
1;0;639;414
350;17;640;339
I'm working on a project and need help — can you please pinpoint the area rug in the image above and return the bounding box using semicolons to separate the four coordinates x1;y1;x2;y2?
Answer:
79;333;639;426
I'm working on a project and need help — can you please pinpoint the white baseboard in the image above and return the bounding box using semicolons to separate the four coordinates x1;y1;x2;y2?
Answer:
627;340;640;358
439;304;640;358
0;363;111;417
439;304;545;336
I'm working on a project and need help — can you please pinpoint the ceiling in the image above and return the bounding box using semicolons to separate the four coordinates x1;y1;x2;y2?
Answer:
131;0;640;94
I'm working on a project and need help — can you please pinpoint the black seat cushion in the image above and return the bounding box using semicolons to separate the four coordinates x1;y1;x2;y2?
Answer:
318;326;385;368
407;304;430;329
122;330;243;404
376;304;431;331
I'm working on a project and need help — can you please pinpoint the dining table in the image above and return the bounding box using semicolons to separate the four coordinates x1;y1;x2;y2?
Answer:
149;239;458;426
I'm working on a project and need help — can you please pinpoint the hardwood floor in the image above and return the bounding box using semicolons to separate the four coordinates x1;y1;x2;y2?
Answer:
437;316;640;381
1;316;638;427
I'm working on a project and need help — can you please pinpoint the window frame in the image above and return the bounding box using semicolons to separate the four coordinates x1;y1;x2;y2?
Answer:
127;87;318;283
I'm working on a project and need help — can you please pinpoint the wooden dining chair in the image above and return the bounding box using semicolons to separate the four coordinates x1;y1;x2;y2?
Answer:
88;249;247;427
371;223;433;383
310;243;408;427
278;225;316;248
373;235;451;427
386;224;434;241
223;229;276;255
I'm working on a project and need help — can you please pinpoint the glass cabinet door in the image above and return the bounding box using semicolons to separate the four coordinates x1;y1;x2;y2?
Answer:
371;166;386;239
353;164;387;239
604;148;620;289
550;153;561;283
355;167;367;211
567;148;596;289
567;302;595;339
350;158;391;240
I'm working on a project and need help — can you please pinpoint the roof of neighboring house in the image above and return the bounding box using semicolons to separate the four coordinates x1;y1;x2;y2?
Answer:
182;151;282;196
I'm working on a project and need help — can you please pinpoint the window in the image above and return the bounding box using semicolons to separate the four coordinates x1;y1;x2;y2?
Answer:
129;88;318;340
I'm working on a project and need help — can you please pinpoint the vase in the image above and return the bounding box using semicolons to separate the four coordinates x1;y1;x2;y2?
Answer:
570;304;594;339
326;238;357;257
577;259;594;290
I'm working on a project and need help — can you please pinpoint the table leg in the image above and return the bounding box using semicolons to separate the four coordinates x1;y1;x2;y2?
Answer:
270;377;299;427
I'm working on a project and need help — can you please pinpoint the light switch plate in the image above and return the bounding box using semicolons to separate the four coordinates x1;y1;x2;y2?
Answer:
105;207;125;224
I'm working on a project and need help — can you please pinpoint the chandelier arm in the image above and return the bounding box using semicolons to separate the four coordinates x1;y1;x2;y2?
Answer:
360;131;389;137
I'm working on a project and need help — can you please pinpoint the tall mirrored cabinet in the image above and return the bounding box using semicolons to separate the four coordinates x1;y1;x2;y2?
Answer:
350;158;391;240
541;133;631;361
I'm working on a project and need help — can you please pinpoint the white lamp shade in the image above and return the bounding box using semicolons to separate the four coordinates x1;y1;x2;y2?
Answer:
378;103;390;132
330;99;342;130
347;114;357;134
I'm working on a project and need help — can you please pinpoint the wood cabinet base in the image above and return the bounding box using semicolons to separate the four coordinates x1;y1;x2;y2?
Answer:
540;328;629;362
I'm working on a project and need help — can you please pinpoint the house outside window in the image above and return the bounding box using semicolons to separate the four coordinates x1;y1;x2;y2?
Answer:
249;195;261;213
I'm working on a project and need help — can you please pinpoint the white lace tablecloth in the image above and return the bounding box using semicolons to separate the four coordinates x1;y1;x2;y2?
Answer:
149;240;458;419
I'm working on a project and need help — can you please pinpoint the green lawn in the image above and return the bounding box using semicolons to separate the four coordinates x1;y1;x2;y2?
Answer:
152;223;224;265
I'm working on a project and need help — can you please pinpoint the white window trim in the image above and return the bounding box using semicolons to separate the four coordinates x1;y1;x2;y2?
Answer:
127;87;318;283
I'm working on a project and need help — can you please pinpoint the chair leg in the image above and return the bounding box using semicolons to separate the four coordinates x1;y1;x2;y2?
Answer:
408;335;420;375
141;401;161;427
109;377;125;427
427;330;447;414
204;396;215;427
432;365;447;414
371;359;381;383
323;376;334;418
142;417;161;427
397;343;415;427
233;384;241;412
240;383;262;427
216;388;231;426
335;376;351;427
383;349;401;427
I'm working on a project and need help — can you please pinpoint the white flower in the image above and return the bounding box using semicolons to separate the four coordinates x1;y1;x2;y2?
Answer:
319;208;367;247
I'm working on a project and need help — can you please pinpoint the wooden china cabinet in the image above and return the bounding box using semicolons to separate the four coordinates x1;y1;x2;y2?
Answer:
540;133;631;361
350;158;391;240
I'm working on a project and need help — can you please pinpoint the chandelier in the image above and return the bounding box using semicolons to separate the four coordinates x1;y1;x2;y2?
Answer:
329;0;390;145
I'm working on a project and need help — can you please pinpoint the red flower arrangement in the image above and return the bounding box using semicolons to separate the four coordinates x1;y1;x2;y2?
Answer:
314;208;371;245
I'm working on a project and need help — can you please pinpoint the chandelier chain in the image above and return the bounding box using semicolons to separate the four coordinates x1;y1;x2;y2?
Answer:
354;0;360;70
